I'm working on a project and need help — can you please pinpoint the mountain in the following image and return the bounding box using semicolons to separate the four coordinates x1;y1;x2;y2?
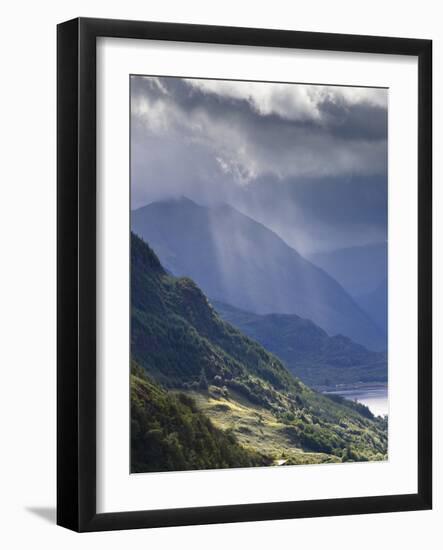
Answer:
213;300;387;389
308;243;387;298
131;230;296;392
131;197;385;351
131;232;388;470
356;277;388;335
308;244;388;348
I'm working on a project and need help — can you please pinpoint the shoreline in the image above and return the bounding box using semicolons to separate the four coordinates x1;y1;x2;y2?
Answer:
315;382;388;394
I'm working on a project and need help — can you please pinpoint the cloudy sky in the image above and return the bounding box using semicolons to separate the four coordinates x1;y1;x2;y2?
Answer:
130;75;387;254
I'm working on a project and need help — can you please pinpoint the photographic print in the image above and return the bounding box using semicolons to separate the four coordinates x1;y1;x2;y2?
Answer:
130;75;388;474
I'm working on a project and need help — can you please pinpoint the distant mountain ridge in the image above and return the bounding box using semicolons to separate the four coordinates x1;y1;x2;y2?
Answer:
309;243;387;347
308;243;387;298
356;277;387;335
213;300;387;389
131;197;386;351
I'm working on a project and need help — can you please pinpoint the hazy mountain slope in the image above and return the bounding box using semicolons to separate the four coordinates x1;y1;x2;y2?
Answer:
356;277;388;335
132;198;385;351
213;300;387;389
308;243;387;298
131;233;387;469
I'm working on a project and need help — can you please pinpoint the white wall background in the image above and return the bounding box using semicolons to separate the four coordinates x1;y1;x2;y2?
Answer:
0;1;440;547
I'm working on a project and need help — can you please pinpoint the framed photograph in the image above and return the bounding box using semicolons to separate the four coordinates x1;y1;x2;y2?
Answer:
57;17;432;532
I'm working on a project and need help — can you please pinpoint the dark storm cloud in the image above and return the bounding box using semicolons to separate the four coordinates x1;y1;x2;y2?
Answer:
318;97;387;141
130;76;387;253
230;174;387;254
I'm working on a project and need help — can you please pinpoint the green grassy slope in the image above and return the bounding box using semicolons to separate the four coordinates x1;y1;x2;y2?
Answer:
131;233;388;471
131;363;267;472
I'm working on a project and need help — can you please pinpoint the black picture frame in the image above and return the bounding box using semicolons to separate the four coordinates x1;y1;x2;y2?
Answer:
57;17;432;532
